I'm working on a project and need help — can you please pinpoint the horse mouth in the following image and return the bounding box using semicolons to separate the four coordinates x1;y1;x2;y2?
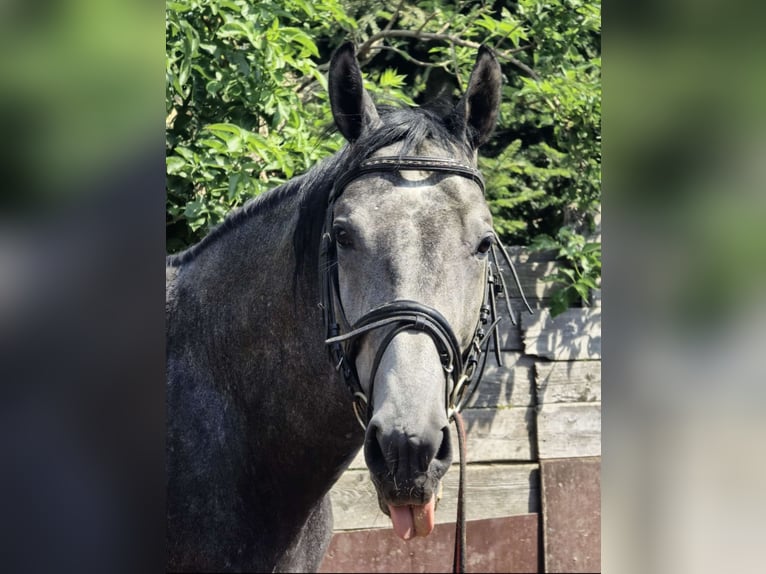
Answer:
386;497;437;540
373;476;443;540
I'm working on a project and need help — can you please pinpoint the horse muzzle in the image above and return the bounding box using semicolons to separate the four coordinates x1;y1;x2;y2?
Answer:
364;420;452;539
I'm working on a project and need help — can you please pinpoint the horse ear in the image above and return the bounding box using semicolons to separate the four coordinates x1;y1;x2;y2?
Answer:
329;42;381;142
448;46;502;148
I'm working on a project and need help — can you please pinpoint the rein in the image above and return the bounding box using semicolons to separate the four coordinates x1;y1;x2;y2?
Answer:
319;155;532;573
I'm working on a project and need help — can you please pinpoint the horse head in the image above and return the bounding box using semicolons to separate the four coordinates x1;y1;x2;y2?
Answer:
324;43;502;540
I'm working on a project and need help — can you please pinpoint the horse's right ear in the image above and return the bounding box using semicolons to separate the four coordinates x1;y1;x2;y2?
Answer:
329;42;381;142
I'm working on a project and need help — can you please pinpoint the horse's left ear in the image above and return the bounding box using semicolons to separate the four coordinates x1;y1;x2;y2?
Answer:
448;46;503;148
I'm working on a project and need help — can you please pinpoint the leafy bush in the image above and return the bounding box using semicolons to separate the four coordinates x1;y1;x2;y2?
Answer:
166;0;601;310
166;0;353;251
532;226;601;316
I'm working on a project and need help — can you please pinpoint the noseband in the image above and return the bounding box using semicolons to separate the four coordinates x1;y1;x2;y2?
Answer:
319;155;532;428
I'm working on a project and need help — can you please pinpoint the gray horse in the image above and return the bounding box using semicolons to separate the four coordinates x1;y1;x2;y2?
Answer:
166;43;503;571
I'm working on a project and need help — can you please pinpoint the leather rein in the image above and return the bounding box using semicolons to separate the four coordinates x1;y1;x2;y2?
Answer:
319;155;532;573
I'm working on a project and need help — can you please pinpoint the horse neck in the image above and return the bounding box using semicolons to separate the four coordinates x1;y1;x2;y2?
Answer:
168;187;362;513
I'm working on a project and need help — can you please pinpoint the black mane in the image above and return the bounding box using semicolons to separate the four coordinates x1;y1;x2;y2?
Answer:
166;105;470;276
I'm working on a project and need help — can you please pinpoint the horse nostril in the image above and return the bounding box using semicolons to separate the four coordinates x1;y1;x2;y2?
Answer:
363;423;389;477
405;434;435;474
434;426;452;468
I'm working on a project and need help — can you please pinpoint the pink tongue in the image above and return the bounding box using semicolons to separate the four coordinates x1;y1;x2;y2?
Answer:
388;497;435;540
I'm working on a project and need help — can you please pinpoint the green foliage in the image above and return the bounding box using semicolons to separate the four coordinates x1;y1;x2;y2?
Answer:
166;0;601;311
165;0;354;251
531;227;602;316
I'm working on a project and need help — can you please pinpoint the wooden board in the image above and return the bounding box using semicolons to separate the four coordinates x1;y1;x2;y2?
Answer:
535;360;601;405
345;407;536;470
536;403;601;459
503;246;559;263
498;261;559;300
465;353;535;408
541;457;601;573
330;463;540;531
320;514;540;573
497;318;524;351
498;248;557;320
457;408;537;463
521;308;601;360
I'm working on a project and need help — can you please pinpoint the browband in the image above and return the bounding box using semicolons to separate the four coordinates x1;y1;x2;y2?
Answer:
330;156;485;204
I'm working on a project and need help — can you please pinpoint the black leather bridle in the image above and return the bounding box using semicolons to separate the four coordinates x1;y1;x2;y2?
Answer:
318;154;533;574
319;155;532;428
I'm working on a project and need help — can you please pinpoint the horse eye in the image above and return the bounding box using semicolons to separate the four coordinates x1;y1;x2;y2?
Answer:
334;227;352;248
477;235;494;255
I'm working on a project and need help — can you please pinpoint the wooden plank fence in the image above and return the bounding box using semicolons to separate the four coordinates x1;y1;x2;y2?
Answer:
321;248;601;573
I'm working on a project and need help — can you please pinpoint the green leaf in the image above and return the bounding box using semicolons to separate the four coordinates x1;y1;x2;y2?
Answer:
227;173;241;200
205;123;242;136
174;146;195;161
184;200;203;218
581;277;599;290
573;282;590;302
166;156;187;174
378;68;407;89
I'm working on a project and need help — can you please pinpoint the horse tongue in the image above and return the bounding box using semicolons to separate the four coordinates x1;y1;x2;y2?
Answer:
388;496;435;540
412;496;436;537
388;505;414;540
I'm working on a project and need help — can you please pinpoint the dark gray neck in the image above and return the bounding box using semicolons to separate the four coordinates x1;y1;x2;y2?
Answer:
166;189;363;571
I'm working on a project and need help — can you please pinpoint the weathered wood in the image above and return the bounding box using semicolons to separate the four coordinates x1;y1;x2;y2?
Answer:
497;318;524;351
535;360;601;405
541;457;601;573
508;296;551;309
458;407;537;462
522;308;601;360
319;514;541;573
465;353;535;408
503;246;559;263
345;406;536;470
536;403;601;459
330;463;540;531
497;261;559;300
